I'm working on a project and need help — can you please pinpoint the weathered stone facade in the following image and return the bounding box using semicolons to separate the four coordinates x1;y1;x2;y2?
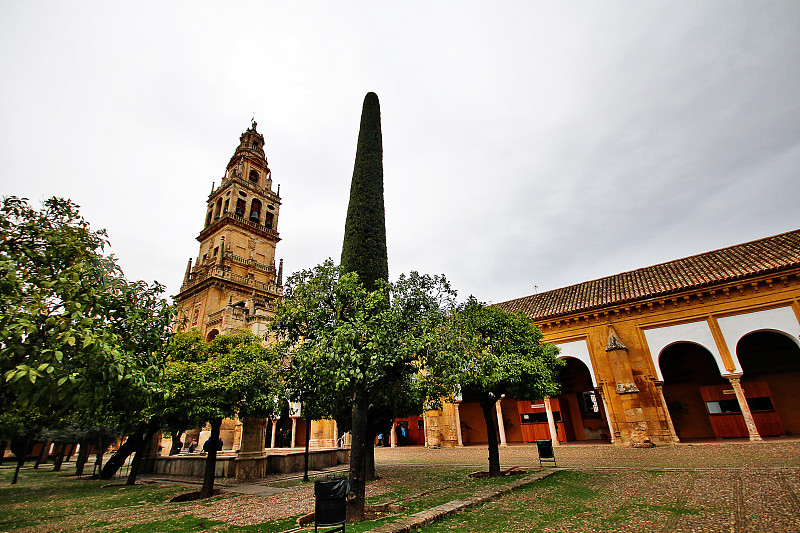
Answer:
175;121;283;339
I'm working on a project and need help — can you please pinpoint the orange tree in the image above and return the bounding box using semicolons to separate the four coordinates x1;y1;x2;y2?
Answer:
164;330;284;498
439;298;562;476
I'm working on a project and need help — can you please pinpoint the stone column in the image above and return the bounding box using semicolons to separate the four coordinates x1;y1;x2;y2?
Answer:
236;417;268;479
495;398;508;447
544;396;559;446
726;375;763;442
390;423;397;447
333;420;339;448
290;418;297;448
597;388;616;444
238;418;266;454
653;381;680;443
454;402;464;447
270;420;277;449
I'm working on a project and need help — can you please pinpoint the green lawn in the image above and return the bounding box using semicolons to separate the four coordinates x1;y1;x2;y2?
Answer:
0;463;533;532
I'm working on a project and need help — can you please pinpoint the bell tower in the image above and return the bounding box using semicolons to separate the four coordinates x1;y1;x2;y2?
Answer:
175;120;284;339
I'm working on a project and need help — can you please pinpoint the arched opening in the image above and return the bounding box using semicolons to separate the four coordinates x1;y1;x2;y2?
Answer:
249;169;259;183
738;331;800;435
206;329;219;342
555;357;608;441
235;199;246;217
249;198;262;224
205;210;213;226
263;212;274;229
214;198;223;220
512;358;608;443
660;342;727;440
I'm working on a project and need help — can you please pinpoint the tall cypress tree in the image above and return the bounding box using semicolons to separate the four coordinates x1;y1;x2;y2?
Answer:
340;92;389;518
341;91;389;290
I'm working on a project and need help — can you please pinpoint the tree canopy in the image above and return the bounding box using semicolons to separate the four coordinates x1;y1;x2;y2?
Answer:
164;330;284;497
440;297;562;476
270;259;456;515
0;196;174;439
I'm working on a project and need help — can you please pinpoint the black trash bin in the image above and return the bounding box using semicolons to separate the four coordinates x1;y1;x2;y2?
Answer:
536;439;556;467
314;477;350;533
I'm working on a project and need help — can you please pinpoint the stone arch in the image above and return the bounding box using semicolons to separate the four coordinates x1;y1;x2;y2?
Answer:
554;339;598;386
644;320;729;380
736;329;800;434
206;328;219;341
555;355;609;441
659;341;727;440
718;306;800;372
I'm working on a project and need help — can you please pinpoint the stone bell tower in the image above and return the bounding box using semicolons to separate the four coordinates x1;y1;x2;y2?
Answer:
175;120;284;339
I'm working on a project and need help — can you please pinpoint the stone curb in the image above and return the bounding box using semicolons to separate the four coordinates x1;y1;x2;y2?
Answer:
365;469;557;533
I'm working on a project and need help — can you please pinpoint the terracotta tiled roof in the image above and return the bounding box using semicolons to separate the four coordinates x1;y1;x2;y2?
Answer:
495;229;800;321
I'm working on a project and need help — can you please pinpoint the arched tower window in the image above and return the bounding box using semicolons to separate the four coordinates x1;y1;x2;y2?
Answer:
249;169;259;183
235;199;246;217
215;198;223;220
206;210;213;226
250;198;262;223
264;212;274;229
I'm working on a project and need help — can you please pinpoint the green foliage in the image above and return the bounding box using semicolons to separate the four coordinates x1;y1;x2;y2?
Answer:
0;196;175;443
340;92;389;291
442;297;562;403
164;330;284;429
271;259;457;427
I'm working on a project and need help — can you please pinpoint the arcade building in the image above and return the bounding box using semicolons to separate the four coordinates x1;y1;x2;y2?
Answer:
419;230;800;448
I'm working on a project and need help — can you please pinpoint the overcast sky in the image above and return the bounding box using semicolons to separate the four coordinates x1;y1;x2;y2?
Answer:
2;1;799;304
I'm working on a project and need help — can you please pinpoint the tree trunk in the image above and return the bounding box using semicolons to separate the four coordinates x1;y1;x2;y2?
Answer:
93;437;105;476
200;418;222;498
11;436;31;485
348;391;370;520
0;440;6;465
303;419;311;482
34;440;50;469
126;429;156;485
75;442;90;477
169;431;183;455
366;438;376;481
100;430;144;479
52;442;66;471
481;398;501;477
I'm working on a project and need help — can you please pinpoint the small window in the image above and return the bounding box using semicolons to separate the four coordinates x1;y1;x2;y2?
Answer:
223;199;229;213
580;391;601;418
251;141;258;149
264;212;274;229
747;397;774;411
206;211;213;226
706;400;741;414
249;169;259;183
213;247;219;256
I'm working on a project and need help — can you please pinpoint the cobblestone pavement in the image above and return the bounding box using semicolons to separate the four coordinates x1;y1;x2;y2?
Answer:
373;438;800;470
374;439;800;532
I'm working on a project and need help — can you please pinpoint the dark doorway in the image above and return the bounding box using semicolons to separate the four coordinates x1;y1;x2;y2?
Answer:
660;342;727;439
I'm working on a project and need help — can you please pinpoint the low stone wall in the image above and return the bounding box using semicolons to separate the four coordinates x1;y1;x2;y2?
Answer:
267;448;349;474
154;453;239;478
153;448;349;479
